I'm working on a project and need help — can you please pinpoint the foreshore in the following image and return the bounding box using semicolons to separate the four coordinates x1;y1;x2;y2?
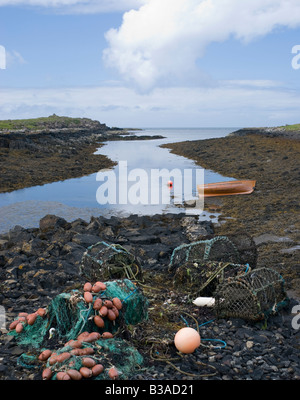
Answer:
0;127;163;193
162;131;300;298
0;127;299;381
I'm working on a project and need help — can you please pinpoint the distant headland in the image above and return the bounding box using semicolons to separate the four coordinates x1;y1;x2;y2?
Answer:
230;123;300;140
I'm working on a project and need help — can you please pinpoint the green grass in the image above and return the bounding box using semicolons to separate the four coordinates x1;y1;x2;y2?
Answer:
0;114;89;132
279;123;300;131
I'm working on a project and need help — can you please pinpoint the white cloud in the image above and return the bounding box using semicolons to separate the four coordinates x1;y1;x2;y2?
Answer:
103;0;300;91
5;50;27;67
1;81;300;128
222;80;285;89
0;0;146;13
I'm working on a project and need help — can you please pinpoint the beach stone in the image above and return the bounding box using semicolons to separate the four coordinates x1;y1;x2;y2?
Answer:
7;227;33;246
129;235;161;245
21;238;46;256
85;219;102;234
0;364;8;375
250;368;264;380
253;233;293;246
61;241;85;254
69;218;89;232
181;217;214;241
253;333;269;344
280;245;300;254
100;226;115;239
183;199;196;208
222;375;231;380
39;214;68;232
0;240;8;250
9;346;24;356
246;340;254;349
72;233;100;247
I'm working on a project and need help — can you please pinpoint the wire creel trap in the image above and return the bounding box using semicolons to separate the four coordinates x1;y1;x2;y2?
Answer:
214;267;289;321
173;260;250;298
80;241;142;283
168;234;257;273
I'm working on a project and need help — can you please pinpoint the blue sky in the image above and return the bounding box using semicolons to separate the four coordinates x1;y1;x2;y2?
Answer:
1;0;300;128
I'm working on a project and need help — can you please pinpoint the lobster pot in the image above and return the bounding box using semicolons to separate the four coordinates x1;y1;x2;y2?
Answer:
173;261;250;298
214;268;289;321
169;234;257;272
80;241;142;282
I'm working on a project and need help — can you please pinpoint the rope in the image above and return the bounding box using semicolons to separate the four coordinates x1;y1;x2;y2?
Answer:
201;338;227;349
122;288;138;303
149;345;217;378
179;314;227;350
77;302;93;336
17;354;37;369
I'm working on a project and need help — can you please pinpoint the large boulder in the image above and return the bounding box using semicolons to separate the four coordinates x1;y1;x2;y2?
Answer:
39;215;68;232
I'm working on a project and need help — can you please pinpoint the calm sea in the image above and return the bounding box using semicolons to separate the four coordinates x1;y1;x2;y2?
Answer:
0;127;237;233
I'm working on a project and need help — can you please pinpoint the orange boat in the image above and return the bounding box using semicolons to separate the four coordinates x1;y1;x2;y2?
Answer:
197;180;256;198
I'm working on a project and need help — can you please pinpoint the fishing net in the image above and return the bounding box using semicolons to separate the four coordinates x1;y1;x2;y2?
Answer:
9;279;148;348
11;316;49;349
9;279;148;380
173;261;251;298
80;241;142;282
43;337;144;380
214;267;289;321
168;233;257;272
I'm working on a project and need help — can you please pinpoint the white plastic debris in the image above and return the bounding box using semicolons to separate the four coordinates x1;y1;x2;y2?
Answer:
193;297;215;307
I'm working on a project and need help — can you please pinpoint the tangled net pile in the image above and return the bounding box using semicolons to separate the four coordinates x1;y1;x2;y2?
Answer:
8;279;148;380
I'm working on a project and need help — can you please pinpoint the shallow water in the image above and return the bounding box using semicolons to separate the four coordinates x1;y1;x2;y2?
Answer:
0;128;236;233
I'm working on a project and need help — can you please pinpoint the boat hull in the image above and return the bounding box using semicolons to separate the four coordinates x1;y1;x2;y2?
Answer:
197;180;256;197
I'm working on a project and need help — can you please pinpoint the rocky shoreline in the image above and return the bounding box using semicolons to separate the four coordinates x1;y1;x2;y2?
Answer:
0;213;299;381
163;132;300;300
0;126;163;193
0;126;299;382
230;126;300;140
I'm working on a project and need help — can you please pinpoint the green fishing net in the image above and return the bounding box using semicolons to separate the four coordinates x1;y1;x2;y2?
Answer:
9;279;148;379
9;279;148;347
44;338;144;380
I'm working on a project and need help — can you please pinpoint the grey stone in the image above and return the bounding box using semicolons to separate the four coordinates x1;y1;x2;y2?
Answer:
39;214;68;232
72;234;101;247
